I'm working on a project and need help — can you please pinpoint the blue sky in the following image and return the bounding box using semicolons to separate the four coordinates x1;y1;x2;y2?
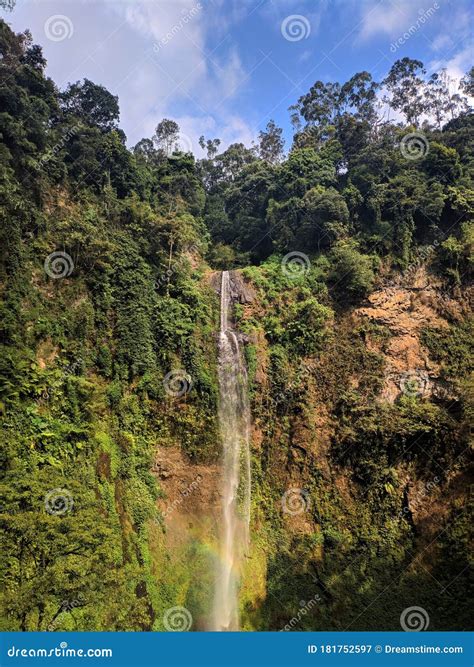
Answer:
2;0;473;154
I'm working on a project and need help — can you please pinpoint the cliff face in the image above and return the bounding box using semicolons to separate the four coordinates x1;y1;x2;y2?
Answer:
151;445;220;630
355;267;470;403
226;263;472;631
150;262;471;631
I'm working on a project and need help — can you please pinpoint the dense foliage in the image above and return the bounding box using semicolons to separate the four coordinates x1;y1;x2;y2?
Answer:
0;19;472;631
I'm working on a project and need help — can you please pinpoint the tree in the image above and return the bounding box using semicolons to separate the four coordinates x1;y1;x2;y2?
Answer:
296;80;342;127
340;71;379;122
220;160;275;261
154;119;180;156
301;186;349;251
293;72;379;130
460;66;474;97
214;142;257;182
0;24;57;180
426;69;469;127
258;120;285;164
335;114;372;166
198;135;221;159
328;240;379;300
133;138;157;163
20;43;46;70
60;79;120;132
383;58;428;125
423;142;462;184
197;136;222;190
278;147;337;198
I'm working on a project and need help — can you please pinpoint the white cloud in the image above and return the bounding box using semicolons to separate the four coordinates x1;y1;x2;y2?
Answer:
298;49;313;63
428;43;473;84
358;0;414;40
3;0;256;149
430;33;453;53
174;112;257;158
200;47;247;109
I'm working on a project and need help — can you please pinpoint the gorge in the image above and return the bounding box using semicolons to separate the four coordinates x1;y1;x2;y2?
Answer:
0;16;472;634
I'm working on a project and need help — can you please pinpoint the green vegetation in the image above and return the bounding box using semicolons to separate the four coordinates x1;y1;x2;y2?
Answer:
0;19;472;632
0;20;219;631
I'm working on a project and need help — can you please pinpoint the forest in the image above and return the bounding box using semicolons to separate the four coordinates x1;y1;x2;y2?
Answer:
0;15;472;632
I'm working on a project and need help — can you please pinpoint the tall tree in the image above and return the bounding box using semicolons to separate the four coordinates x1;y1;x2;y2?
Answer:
340;71;379;122
460;66;474;97
154;119;180;156
383;58;428;126
133;138;156;163
426;69;469;127
295;81;342;127
258;120;285;164
60;79;120;132
199;135;221;159
214;142;257;182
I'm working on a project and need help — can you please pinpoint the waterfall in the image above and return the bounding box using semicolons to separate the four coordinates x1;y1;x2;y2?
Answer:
212;270;251;631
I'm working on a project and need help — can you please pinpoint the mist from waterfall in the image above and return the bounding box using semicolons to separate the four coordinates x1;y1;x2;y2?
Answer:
211;270;251;631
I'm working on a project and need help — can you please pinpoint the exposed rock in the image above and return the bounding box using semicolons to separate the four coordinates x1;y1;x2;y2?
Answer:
354;267;460;402
229;270;255;304
152;446;221;521
209;270;256;304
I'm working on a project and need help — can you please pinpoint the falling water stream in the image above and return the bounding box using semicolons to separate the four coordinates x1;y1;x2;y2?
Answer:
212;270;251;631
